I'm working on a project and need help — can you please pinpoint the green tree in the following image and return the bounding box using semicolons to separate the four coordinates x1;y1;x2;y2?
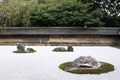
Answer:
2;0;115;27
92;0;120;27
0;0;38;27
31;0;104;27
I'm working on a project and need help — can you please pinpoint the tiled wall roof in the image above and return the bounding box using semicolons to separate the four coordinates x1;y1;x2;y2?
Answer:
0;27;120;35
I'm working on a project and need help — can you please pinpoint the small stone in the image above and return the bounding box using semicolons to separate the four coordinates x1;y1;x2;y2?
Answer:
26;48;36;52
67;46;73;51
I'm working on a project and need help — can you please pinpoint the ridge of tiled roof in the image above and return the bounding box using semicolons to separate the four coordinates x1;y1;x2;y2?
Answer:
0;27;120;35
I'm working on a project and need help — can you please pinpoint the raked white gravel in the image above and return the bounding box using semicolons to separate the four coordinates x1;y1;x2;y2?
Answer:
0;46;120;80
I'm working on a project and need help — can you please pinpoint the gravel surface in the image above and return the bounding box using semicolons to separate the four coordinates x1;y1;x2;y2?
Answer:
0;46;120;80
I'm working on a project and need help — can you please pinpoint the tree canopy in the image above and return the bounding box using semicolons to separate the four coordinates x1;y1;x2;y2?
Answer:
0;0;119;27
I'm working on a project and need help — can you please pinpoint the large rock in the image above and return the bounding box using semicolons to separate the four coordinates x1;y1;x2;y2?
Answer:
72;56;101;68
17;43;25;52
53;47;66;51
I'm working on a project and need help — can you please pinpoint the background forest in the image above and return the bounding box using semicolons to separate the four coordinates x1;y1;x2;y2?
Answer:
0;0;119;27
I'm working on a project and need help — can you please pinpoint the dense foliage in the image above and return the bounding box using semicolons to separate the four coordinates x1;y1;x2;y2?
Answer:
0;0;37;27
31;0;104;27
91;0;120;27
0;0;119;27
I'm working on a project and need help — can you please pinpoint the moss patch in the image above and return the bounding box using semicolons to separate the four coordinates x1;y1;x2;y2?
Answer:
59;62;114;74
13;49;36;53
112;46;120;49
53;50;73;52
13;50;27;53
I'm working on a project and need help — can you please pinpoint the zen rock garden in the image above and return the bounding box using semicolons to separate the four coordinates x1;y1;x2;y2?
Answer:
13;43;36;53
13;45;115;74
12;45;115;74
59;56;114;74
0;46;120;80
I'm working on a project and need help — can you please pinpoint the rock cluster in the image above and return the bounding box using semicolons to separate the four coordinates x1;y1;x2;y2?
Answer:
53;46;74;52
16;43;36;53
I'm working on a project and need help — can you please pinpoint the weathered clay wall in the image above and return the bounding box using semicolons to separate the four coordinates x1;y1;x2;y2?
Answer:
0;27;120;46
0;35;119;46
48;35;119;46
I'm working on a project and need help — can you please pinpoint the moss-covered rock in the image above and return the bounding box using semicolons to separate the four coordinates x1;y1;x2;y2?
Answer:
26;48;36;53
59;61;114;74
